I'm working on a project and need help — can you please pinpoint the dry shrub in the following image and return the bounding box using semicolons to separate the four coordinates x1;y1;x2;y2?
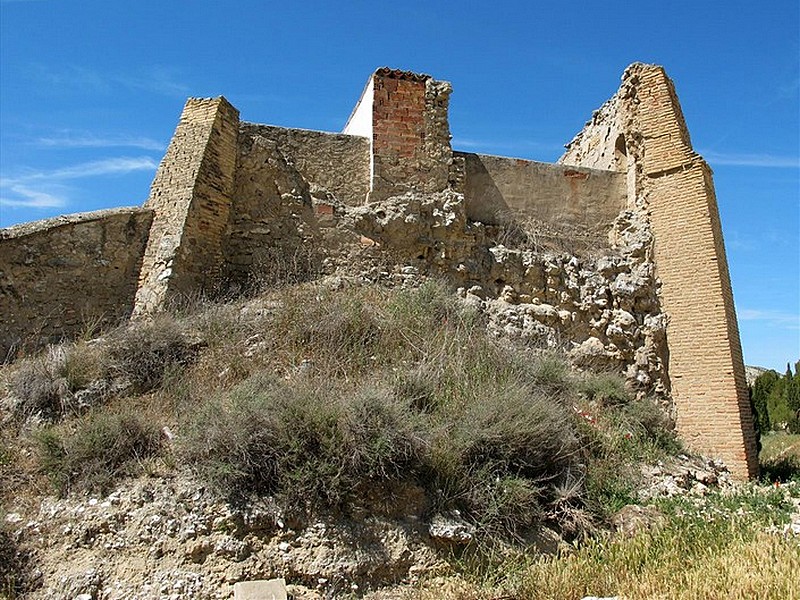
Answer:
36;409;162;495
178;375;425;512
105;316;200;393
6;342;104;421
180;298;584;540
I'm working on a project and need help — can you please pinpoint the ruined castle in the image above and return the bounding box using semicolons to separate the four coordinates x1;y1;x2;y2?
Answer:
0;63;758;479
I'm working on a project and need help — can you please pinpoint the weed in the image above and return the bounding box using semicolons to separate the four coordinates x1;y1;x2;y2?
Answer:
0;524;33;599
36;409;162;495
6;342;104;421
579;372;631;406
105;316;200;393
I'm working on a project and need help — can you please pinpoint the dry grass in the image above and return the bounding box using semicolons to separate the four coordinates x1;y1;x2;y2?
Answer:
384;486;800;600
398;534;799;600
6;279;792;599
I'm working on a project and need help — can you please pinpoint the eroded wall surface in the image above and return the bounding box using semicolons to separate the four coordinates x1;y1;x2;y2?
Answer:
0;65;757;480
223;124;370;290
0;208;153;359
561;63;757;478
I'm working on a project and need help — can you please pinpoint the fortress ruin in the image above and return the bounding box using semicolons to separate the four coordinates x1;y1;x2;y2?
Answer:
0;63;759;478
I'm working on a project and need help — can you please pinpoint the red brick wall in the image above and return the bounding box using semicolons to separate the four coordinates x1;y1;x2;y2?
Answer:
370;71;427;200
366;69;454;201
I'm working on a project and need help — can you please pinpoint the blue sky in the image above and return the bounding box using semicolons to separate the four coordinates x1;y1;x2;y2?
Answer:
1;0;798;370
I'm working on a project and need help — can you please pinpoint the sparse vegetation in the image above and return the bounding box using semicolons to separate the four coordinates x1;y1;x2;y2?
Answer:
105;316;200;394
419;484;800;600
7;280;680;542
760;431;800;483
36;408;162;495
177;283;587;538
6;343;102;421
9;278;786;598
0;523;32;600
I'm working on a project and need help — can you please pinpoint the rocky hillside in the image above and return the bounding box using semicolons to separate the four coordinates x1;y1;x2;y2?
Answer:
1;258;797;599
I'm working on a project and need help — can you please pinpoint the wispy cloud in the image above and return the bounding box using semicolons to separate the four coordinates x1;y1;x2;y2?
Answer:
118;68;191;97
739;309;800;329
36;133;165;152
27;64;190;97
0;184;66;208
700;150;800;169
0;156;158;210
11;157;159;182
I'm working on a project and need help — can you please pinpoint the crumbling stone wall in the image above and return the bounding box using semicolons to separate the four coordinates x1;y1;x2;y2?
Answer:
133;97;239;314
0;64;756;479
222;124;369;290
346;191;670;403
0;208;152;359
561;63;757;479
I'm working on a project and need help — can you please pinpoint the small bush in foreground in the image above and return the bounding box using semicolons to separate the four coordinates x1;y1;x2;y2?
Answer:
577;390;682;520
6;343;103;421
105;317;199;393
179;375;425;510
36;409;161;495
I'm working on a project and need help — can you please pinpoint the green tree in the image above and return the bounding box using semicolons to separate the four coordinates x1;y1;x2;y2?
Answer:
786;361;800;433
751;370;779;433
767;373;791;429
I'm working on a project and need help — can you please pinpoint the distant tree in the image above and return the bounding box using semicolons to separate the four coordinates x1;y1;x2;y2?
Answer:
751;370;779;433
767;373;792;430
786;361;800;434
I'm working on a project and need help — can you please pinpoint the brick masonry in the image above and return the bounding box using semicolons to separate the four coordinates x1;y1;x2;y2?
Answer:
133;97;240;314
561;64;758;479
368;69;455;201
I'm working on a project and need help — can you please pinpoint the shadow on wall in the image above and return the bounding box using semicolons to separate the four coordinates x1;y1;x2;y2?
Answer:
456;152;627;255
457;152;627;228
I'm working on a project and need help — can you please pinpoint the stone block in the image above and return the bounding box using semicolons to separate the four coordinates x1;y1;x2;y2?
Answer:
233;578;287;600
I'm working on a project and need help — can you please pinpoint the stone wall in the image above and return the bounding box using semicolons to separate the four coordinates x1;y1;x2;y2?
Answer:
222;124;370;290
133;97;240;314
0;208;153;359
347;190;670;403
561;63;757;479
457;152;626;232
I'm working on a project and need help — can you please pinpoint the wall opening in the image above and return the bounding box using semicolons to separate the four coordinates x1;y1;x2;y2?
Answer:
614;134;628;169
